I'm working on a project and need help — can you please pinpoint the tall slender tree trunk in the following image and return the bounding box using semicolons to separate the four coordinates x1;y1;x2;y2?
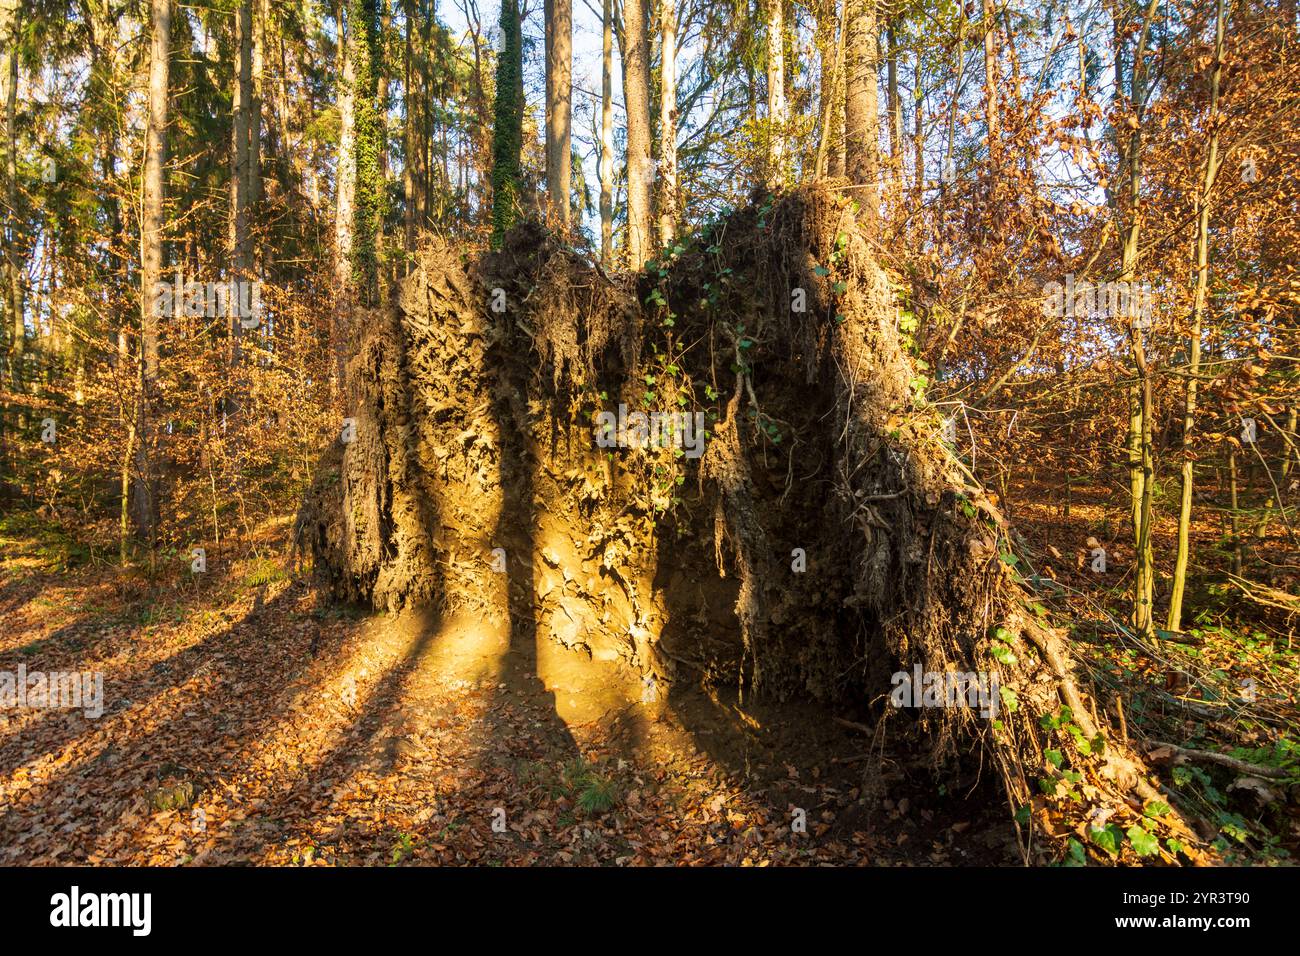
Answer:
249;0;264;212
403;0;416;258
377;4;391;187
982;0;999;159
349;0;384;306
118;330;136;564
331;1;357;394
887;15;902;168
886;12;904;213
1282;406;1298;482
1;0;23;402
334;0;356;295
136;0;171;542
913;47;924;199
814;0;844;179
829;0;846;178
944;2;966;191
1119;0;1160;638
765;0;786;186
420;0;433;229
599;0;614;264
1168;0;1226;631
1229;448;1243;575
658;0;678;241
844;0;879;189
490;0;523;245
546;0;573;229
230;0;253;376
623;0;653;265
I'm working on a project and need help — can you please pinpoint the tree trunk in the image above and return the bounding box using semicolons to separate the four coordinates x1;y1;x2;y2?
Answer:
1282;406;1298;482
599;0;614;264
404;0;416;258
828;0;846;178
545;0;573;229
623;0;653;265
377;4;391;190
1168;0;1226;632
1119;0;1160;638
765;0;786;186
118;330;136;565
249;0;264;212
230;0;253;377
657;0;678;242
844;0;879;188
490;0;524;245
335;0;356;296
814;0;844;180
913;47;923;198
1229;448;1243;575
1;0;23;399
887;15;902;173
943;2;965;190
982;0;999;158
349;0;384;306
136;0;171;542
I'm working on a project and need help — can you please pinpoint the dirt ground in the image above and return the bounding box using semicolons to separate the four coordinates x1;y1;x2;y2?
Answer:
0;517;1020;865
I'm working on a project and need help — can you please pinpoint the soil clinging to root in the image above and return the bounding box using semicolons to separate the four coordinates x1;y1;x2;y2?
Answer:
298;186;1204;864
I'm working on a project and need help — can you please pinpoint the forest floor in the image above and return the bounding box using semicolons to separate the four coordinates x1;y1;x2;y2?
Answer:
0;512;1018;866
0;473;1295;865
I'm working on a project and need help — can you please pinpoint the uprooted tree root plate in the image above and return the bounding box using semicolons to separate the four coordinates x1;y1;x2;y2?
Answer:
297;186;1206;865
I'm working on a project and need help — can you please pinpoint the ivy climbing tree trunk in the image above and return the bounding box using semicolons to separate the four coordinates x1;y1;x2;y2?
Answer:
491;0;524;246
333;0;356;393
658;0;677;243
1;0;23;406
349;0;383;306
403;0;416;259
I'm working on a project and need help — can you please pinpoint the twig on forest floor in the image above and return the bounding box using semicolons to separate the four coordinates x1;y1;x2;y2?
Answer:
1145;741;1291;780
833;716;872;735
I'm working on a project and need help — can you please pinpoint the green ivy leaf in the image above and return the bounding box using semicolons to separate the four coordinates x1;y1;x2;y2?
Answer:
1064;838;1088;867
1089;824;1123;856
1127;825;1161;857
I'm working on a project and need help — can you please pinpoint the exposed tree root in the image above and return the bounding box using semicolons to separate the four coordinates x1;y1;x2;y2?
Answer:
298;186;1207;864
